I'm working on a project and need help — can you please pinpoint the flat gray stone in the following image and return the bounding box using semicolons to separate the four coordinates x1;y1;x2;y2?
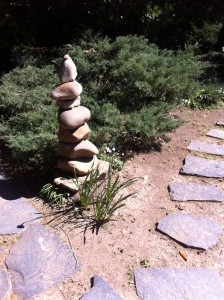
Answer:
180;155;224;178
0;268;11;299
217;121;224;126
6;224;81;299
187;140;224;156
207;129;224;140
157;212;222;250
168;183;222;202
0;197;42;234
134;267;224;300
80;275;123;300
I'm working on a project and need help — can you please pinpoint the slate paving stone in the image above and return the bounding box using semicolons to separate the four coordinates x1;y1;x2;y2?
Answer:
0;197;42;234
168;182;222;202
187;140;224;156
80;275;123;300
180;155;224;178
6;224;81;299
216;121;224;126
0;268;11;299
157;212;222;250
207;129;224;140
134;267;224;300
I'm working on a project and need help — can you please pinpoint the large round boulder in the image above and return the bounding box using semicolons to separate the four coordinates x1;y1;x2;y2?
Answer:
50;81;82;100
58;140;98;159
57;123;91;142
58;106;91;129
57;156;98;175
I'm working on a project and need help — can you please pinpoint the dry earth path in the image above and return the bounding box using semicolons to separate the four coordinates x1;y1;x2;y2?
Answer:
0;107;224;299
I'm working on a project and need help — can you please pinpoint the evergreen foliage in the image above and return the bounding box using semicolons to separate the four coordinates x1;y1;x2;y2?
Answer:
0;35;223;173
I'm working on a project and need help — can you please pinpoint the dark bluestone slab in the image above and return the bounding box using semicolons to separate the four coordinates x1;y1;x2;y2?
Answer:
0;268;11;299
180;156;224;178
187;140;224;156
157;212;222;250
80;275;123;300
0;197;42;234
168;182;222;202
134;267;224;300
6;224;81;299
207;129;224;140
217;121;224;126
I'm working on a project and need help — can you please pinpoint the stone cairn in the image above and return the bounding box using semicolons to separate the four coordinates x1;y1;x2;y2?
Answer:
51;54;99;187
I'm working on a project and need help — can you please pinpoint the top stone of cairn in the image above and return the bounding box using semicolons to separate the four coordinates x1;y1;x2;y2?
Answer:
59;54;77;83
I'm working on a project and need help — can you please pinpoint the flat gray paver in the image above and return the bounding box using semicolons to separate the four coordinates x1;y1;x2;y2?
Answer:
207;129;224;140
168;182;222;202
134;267;224;300
217;121;224;126
6;224;81;299
80;275;123;300
157;212;222;250
187;140;224;156
180;155;224;178
0;197;42;234
0;268;11;299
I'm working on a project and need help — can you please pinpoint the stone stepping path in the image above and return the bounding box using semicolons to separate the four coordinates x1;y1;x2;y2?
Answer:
180;155;224;178
6;224;80;299
80;275;123;300
0;268;10;299
187;140;224;156
134;267;224;300
157;212;222;250
0;197;42;234
168;182;222;202
207;128;224;140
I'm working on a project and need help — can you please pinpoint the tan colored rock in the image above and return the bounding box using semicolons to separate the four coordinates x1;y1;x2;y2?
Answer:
58;140;99;159
59;54;77;83
57;156;98;175
57;96;81;109
58;123;91;142
50;81;82;100
58;106;91;129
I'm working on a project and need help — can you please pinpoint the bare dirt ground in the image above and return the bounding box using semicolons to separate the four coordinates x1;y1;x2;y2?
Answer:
1;107;224;299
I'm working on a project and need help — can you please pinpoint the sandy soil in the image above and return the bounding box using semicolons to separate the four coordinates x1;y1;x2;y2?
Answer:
1;107;224;299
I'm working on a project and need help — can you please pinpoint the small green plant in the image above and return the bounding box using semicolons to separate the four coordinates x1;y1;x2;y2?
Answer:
74;164;137;224
92;165;137;224
39;183;70;205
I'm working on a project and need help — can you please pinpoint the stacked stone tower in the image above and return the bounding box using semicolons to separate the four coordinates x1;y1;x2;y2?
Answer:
50;54;98;176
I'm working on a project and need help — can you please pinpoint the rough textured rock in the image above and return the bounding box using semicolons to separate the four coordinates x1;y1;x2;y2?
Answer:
157;212;222;250
187;140;224;156
58;140;99;159
134;267;224;300
0;268;11;299
57;96;80;109
57;123;91;143
180;155;224;178
51;81;82;100
58;106;91;129
80;275;123;300
217;121;224;126
57;156;98;175
168;182;222;202
0;197;42;234
59;54;77;83
207;129;224;140
6;224;80;299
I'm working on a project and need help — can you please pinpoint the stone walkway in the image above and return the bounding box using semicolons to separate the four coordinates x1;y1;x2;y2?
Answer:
1;122;224;299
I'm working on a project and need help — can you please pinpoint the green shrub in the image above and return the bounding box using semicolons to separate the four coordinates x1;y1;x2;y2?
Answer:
0;34;220;173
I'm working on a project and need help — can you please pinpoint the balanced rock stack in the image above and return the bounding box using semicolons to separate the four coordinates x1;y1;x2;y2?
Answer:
51;54;98;176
